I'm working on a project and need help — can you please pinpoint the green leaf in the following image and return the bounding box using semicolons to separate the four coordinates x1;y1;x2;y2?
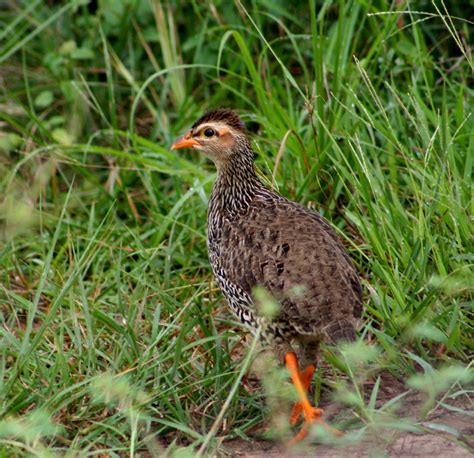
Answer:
71;47;95;60
52;128;73;145
34;90;54;108
410;323;447;343
59;39;77;55
0;132;22;151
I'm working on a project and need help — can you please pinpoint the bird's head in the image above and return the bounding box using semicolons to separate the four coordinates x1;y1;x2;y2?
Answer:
171;109;251;168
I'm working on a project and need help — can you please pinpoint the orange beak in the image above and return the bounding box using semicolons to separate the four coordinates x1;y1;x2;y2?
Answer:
171;135;200;150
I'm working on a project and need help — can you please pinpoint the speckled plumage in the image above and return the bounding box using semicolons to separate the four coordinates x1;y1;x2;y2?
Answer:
181;109;362;367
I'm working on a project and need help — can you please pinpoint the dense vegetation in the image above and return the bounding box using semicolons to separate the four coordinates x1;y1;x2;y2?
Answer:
0;0;472;455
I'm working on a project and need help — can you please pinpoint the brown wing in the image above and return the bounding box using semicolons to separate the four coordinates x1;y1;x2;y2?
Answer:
219;193;362;342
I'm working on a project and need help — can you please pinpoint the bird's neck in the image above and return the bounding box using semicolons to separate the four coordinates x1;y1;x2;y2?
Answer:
209;149;262;217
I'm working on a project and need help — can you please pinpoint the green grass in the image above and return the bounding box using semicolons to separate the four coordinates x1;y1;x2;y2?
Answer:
0;0;473;456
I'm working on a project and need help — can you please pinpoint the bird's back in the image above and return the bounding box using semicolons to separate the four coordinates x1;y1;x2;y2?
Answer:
208;188;362;344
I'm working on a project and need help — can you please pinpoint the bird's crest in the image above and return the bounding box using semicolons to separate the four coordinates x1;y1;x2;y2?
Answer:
192;108;246;133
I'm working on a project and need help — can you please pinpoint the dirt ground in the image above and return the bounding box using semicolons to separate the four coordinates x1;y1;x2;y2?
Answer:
222;389;474;457
224;410;473;457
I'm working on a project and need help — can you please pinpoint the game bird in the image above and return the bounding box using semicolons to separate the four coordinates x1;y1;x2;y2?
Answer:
171;108;362;444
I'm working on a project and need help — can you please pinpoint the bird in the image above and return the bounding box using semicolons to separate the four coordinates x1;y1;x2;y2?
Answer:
171;108;362;444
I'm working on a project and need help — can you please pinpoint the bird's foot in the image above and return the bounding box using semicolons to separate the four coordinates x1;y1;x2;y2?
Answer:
291;401;324;426
287;407;343;446
284;352;343;446
289;402;304;425
305;406;324;420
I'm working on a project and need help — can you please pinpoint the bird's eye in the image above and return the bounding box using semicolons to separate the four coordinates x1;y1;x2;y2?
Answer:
204;128;215;138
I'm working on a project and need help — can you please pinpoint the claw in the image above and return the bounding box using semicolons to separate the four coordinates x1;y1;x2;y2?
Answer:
289;403;303;425
284;352;343;446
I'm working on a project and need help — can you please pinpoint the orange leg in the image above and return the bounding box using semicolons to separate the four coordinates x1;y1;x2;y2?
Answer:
289;364;315;425
285;352;343;446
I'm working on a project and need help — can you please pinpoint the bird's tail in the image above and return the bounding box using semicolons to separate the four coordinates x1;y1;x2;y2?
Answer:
323;319;357;344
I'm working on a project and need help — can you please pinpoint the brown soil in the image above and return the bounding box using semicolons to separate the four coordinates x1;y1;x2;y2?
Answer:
222;387;474;457
224;410;473;457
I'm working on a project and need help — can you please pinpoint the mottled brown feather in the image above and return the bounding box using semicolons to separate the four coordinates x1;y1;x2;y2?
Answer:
215;192;362;344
